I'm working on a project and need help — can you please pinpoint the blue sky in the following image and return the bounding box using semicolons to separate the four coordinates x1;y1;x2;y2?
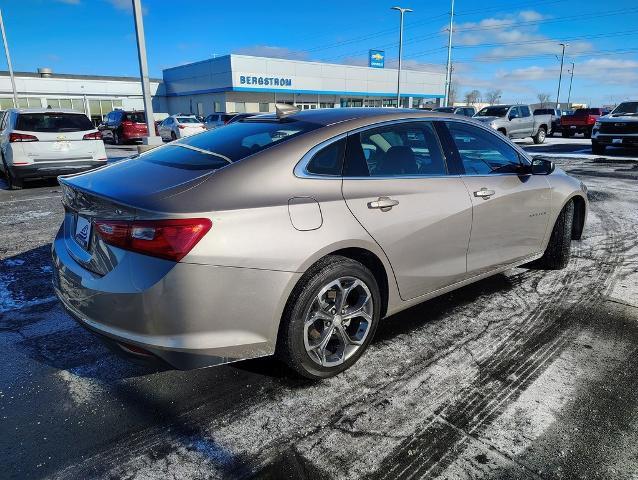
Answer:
2;0;638;105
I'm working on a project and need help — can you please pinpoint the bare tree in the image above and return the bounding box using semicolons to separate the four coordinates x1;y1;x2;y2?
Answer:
448;81;459;105
485;89;502;105
464;89;481;105
537;93;552;108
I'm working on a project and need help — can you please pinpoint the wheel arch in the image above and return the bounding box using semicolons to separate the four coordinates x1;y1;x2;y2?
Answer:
571;194;586;240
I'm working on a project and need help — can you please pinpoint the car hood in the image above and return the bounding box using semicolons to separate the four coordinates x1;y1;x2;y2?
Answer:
599;114;638;122
474;116;500;123
59;156;218;212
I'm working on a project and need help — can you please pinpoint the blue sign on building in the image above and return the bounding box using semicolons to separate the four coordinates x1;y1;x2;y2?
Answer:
369;50;385;68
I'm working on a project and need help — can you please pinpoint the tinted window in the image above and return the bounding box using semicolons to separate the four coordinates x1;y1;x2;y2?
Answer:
142;145;230;171
434;107;455;113
306;138;346;176
520;106;531;117
15;112;93;132
534;108;553;115
446;122;524;175
123;112;145;123
476;106;509;117
612;102;638;115
344;122;447;177
177;118;322;162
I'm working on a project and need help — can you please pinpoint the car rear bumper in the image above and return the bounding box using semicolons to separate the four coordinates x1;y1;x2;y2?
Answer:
12;160;107;180
51;224;300;369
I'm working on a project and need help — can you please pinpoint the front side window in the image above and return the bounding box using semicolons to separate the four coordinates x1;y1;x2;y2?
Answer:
446;121;525;175
305;138;346;176
343;122;447;177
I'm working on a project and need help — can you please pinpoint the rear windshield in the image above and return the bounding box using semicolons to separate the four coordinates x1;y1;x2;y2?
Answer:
15;112;94;132
476;106;509;117
574;108;600;115
176;117;200;123
124;112;146;123
175;118;323;163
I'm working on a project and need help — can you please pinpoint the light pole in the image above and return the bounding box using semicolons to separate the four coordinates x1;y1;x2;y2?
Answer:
444;0;455;107
132;0;161;146
556;42;568;109
392;6;412;108
566;61;575;107
0;9;18;107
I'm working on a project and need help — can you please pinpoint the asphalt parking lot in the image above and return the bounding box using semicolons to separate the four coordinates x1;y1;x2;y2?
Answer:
1;140;638;479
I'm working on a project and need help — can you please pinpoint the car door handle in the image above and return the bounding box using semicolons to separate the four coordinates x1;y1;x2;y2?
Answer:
367;196;399;211
474;188;496;199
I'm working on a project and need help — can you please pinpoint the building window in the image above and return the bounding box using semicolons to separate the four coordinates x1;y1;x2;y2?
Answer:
259;102;269;112
214;101;222;112
46;98;61;109
71;99;85;113
0;98;14;109
320;103;334;109
113;99;123;108
234;102;246;113
17;97;41;108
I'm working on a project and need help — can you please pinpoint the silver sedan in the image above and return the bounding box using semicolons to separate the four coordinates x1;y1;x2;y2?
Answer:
52;107;588;379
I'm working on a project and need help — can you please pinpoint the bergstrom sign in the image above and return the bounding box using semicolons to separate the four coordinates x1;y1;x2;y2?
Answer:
239;75;293;87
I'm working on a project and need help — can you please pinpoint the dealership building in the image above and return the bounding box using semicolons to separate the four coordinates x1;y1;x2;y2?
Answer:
0;54;446;121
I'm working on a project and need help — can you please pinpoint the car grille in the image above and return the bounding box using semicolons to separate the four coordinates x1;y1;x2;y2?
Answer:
598;122;638;134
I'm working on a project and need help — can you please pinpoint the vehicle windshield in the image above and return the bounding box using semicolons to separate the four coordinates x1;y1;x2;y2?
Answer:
143;118;323;168
434;107;455;113
475;106;509;117
611;102;638;115
124;112;146;123
176;117;200;123
15;112;94;132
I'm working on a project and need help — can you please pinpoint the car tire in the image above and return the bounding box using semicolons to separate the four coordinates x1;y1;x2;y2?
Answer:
277;255;381;380
592;142;606;155
528;201;574;270
2;156;22;190
171;131;177;141
533;127;546;144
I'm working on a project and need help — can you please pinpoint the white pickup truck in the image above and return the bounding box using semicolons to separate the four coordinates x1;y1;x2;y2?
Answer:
473;104;552;144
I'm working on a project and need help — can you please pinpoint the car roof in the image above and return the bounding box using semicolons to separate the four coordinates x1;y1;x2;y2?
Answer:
6;108;87;114
248;107;457;127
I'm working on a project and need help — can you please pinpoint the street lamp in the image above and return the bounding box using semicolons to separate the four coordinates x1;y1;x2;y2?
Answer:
392;6;412;108
556;42;568;109
567;61;575;107
0;9;18;107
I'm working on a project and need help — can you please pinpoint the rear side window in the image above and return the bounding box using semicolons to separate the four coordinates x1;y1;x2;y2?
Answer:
174;118;323;163
176;117;199;123
15;112;94;132
343;121;447;177
306;138;346;176
123;112;145;123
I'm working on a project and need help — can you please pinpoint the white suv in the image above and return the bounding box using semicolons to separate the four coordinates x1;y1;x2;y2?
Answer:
0;108;107;189
157;115;206;141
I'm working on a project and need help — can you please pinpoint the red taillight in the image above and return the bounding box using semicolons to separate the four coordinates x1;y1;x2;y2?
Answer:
94;218;212;261
83;131;102;140
9;132;38;142
122;121;133;127
178;125;186;129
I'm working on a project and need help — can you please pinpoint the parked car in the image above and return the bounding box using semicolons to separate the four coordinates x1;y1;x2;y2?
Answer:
474;104;551;144
433;106;476;117
591;101;638;154
204;112;237;130
99;110;148;144
0;108;106;189
560;108;606;138
226;112;260;124
157;115;207;141
534;108;562;136
52;108;587;379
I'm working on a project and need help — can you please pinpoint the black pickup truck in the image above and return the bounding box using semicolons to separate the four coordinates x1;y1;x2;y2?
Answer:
591;101;638;154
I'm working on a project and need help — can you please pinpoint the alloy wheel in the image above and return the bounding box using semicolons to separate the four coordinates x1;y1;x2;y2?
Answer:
303;276;374;367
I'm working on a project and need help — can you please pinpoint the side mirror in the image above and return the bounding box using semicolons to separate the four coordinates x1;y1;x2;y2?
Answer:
531;158;555;175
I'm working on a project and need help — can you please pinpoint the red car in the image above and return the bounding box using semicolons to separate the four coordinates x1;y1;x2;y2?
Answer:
99;110;149;144
561;108;607;138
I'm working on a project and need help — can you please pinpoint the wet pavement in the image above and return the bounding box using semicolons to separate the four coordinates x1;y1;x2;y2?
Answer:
1;145;637;479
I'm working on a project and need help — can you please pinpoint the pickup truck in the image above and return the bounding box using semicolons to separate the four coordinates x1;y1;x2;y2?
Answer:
533;108;562;136
473;104;551;144
591;101;638;154
560;108;607;138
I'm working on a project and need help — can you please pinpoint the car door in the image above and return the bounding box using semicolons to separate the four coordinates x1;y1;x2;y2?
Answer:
519;105;534;136
507;106;523;137
441;120;551;275
341;120;473;301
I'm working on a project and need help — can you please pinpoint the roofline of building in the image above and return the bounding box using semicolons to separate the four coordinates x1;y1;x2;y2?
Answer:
0;70;163;83
163;53;445;76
